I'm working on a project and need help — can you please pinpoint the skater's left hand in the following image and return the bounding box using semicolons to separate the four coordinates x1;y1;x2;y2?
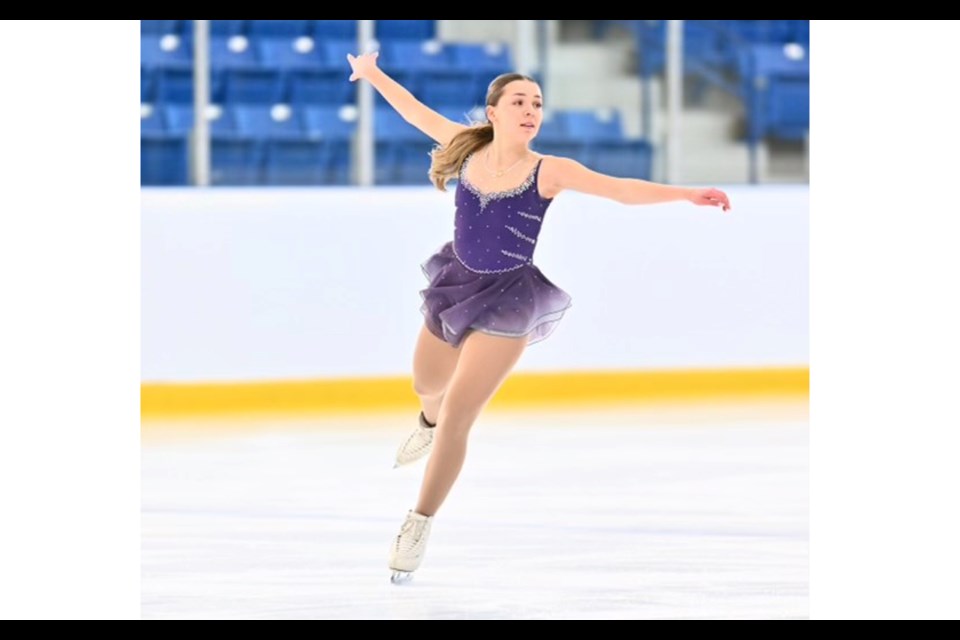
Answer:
687;187;731;213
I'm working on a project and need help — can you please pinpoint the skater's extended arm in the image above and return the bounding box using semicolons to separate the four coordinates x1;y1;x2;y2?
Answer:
347;51;468;147
544;157;731;212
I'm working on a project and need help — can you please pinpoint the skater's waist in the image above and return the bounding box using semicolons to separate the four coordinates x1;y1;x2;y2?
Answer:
450;240;535;274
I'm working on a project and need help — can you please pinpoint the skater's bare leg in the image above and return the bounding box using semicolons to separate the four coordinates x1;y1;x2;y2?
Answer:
414;330;527;516
412;323;462;425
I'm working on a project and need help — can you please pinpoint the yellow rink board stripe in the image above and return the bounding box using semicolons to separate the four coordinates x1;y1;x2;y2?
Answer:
141;367;808;420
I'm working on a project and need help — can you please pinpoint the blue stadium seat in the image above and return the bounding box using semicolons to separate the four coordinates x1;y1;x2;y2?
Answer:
141;133;187;185
559;110;624;143
375;108;423;143
285;39;355;105
728;20;798;44
380;40;452;73
313;20;357;39
141;34;192;68
220;68;285;104
533;117;565;143
141;20;182;35
449;42;512;101
204;35;284;103
163;104;235;136
789;20;810;45
140;104;164;134
531;117;582;158
232;105;306;184
739;43;809;142
553;109;651;178
141;66;155;102
377;140;435;185
211;20;246;36
209;35;260;70
302;106;356;141
212;138;264;185
767;81;809;141
263;139;329;185
297;106;357;184
587;140;653;179
144;31;201;103
155;68;222;104
248;20;312;37
232;105;303;140
141;103;184;187
380;41;469;106
420;75;477;107
320;39;358;67
154;68;192;103
453;42;511;80
319;39;357;70
747;43;810;77
288;72;354;105
375;107;435;184
376;20;435;40
258;37;325;70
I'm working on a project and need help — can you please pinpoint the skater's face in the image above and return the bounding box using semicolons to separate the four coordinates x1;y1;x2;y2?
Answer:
486;80;543;144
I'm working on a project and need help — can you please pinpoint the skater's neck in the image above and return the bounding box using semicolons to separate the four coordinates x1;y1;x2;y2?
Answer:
484;139;533;170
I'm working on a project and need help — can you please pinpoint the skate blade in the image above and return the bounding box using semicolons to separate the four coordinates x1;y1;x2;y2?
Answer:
390;570;414;584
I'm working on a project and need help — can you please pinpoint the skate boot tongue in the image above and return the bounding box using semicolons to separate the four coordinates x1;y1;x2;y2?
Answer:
394;415;437;467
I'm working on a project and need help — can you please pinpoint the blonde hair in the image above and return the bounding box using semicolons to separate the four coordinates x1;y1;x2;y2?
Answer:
428;73;538;192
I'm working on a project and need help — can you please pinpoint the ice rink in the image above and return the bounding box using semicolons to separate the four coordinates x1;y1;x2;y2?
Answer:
142;402;807;619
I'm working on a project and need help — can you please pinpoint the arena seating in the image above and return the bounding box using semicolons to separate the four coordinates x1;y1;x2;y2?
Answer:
141;21;655;186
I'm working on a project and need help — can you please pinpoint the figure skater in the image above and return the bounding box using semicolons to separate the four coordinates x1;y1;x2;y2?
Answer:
346;51;731;583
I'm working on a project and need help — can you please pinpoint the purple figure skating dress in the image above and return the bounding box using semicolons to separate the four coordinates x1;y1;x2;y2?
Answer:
419;152;573;348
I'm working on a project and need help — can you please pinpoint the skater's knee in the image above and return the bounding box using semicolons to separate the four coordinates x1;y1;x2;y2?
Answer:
412;364;454;398
413;380;446;399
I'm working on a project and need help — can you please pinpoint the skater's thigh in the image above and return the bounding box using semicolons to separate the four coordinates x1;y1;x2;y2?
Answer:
412;323;463;396
440;330;527;422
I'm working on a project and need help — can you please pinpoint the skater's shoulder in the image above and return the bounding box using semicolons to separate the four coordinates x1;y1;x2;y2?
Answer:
534;154;562;201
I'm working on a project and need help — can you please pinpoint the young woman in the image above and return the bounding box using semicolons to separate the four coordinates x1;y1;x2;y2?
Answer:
346;51;731;583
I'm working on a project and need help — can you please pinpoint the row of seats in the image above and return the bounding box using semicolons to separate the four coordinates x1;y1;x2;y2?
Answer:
141;103;635;143
141;36;509;70
142;20;435;40
141;38;512;106
141;105;653;186
140;67;501;109
142;136;653;187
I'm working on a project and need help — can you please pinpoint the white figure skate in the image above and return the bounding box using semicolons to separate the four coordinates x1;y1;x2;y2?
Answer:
389;509;433;583
393;411;436;468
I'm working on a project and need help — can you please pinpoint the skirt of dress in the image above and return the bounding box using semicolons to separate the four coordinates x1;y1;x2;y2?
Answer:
419;240;573;349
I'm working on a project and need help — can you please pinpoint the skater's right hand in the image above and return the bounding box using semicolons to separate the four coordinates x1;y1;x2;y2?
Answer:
347;51;379;82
